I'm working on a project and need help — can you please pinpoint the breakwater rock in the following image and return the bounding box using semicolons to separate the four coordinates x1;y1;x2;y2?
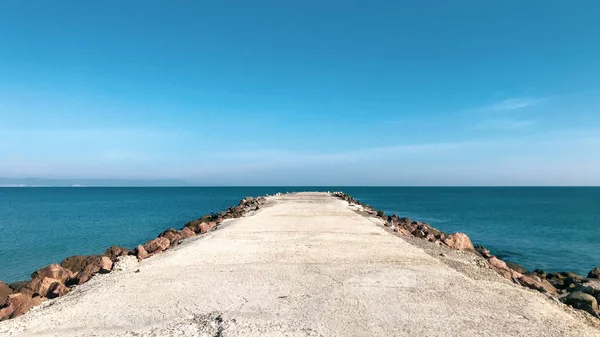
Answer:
331;191;600;320
0;195;267;321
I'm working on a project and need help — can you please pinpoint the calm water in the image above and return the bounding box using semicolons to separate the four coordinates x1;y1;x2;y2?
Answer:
0;187;598;282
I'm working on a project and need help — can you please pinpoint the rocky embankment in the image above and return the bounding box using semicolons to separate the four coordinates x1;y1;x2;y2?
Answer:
332;191;600;320
0;196;267;321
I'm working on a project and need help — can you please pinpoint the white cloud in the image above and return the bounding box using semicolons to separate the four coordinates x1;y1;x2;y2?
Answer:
479;97;544;112
474;119;536;130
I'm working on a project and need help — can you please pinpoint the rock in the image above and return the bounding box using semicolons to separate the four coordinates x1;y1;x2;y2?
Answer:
563;291;599;317
159;228;182;245
505;261;527;274
143;237;170;254
564;276;585;289
487;257;516;280
411;230;427;239
533;269;547;278
184;219;203;232
518;275;558;295
0;281;13;305
198;223;211;234
135;245;149;259
31;264;73;284
474;245;492;259
488;257;509;270
99;256;113;273
47;280;69;299
30;277;63;297
588;267;600;279
561;271;585;281
180;227;195;239
72;256;113;285
7;281;28;294
443;233;474;250
104;246;132;262
570;279;600;303
0;293;45;321
61;255;100;273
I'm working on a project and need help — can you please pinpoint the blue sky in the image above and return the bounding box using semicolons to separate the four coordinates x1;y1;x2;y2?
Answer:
1;1;599;185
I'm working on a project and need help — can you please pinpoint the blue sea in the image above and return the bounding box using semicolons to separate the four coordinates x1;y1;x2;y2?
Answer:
0;187;598;283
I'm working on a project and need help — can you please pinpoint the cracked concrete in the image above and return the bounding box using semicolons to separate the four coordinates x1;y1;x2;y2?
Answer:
1;192;598;336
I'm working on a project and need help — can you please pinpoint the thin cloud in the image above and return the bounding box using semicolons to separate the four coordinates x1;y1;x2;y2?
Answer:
485;97;544;112
474;119;536;130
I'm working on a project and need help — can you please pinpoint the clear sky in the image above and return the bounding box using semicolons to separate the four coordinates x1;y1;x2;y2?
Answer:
1;1;599;185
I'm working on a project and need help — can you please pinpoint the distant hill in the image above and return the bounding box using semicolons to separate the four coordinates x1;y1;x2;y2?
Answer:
0;177;190;187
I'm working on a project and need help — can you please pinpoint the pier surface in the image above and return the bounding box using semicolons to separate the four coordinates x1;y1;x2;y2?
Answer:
1;192;598;336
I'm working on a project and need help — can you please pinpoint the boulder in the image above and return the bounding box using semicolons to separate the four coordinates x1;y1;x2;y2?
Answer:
411;230;427;239
563;291;599;317
0;293;45;321
518;275;558;295
159;228;182;245
488;257;509;270
588;267;600;279
104;246;132;262
474;246;492;259
505;261;527;274
571;279;600;299
27;277;65;297
72;256;113;285
198;223;211;234
184;219;203;232
31;264;73;284
0;281;13;305
180;227;195;239
61;255;100;273
135;245;149;259
487;257;517;281
443;233;474;250
533;269;547;279
143;237;170;254
47;280;69;299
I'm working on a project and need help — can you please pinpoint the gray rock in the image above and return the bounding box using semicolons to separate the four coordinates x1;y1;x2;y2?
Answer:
588;267;600;279
563;291;599;317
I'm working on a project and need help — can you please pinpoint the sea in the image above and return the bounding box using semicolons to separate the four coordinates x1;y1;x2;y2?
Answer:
0;187;598;283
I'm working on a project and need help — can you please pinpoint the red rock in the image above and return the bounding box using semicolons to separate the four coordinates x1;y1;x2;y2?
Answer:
61;255;100;273
76;263;100;284
518;275;558;295
184;219;203;232
180;227;195;239
31;264;73;284
0;293;45;321
443;233;474;250
488;257;510;271
104;246;132;262
143;237;170;254
0;281;13;305
73;256;113;285
47;280;70;299
32;277;63;297
99;256;113;273
135;245;149;259
198;223;211;234
159;228;183;244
